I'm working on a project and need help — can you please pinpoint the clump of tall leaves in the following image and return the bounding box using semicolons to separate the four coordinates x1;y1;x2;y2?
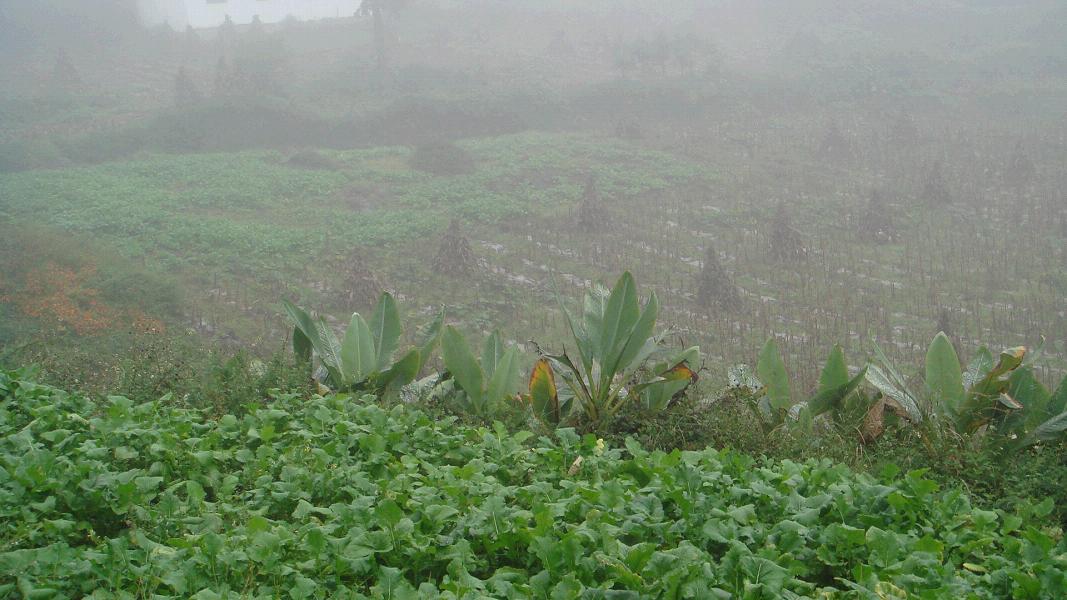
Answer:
744;340;872;435
282;292;443;396
440;327;522;419
850;332;1067;447
740;333;1067;448
914;333;1067;447
528;272;698;429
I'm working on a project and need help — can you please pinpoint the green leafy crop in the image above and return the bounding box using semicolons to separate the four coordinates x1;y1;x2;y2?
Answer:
2;368;1064;598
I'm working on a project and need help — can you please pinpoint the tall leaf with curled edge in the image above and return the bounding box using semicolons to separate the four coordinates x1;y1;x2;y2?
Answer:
865;340;923;422
805;344;869;421
757;338;791;415
640;346;701;412
442;326;486;413
925;332;965;422
415;307;446;373
1005;371;1067;448
818;345;849;393
340;312;376;383
369;292;401;371
1049;375;1067;417
641;361;698;411
283;299;314;364
956;345;1026;433
528;358;563;426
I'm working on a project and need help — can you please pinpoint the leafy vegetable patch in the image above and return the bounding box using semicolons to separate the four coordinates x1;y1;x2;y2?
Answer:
1;369;1064;598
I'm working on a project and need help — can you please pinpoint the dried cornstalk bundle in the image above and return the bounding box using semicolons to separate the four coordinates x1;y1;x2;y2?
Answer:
1003;143;1035;189
819;121;850;161
433;220;475;275
335;251;384;310
890;109;920;147
922;161;952;206
861;397;911;444
696;244;741;311
770;204;809;262
577;174;604;232
858;189;897;243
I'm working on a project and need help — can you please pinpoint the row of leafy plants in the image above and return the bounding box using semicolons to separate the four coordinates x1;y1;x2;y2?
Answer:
739;333;1067;450
2;367;1065;597
283;273;701;429
284;272;1067;452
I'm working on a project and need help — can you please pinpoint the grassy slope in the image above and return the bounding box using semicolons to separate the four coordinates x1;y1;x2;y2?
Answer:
2;130;1064;392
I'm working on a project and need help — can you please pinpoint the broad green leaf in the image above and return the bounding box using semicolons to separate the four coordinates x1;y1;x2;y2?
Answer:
809;367;868;417
740;556;790;590
866;526;901;568
581;285;610;360
370;292;401;371
1008;367;1051;432
379;349;421;391
282;300;317;364
611;291;659;378
1019;411;1067;448
312;317;344;377
1008;367;1051;413
373;566;418;599
486;347;521;404
1049;376;1067;416
289;575;317;600
925;332;964;417
867;340;922;421
290;324;311;362
818;345;849;394
599;272;640;377
283;299;316;342
640;360;697;411
416;308;445;373
757;338;791;412
442;326;485;409
340;313;376;384
865;366;916;420
481;330;505;379
963;347;994;390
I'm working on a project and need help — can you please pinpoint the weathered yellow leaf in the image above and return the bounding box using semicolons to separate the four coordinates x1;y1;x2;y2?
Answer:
529;358;560;424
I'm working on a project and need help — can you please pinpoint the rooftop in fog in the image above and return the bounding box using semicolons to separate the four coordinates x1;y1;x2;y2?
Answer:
136;0;364;30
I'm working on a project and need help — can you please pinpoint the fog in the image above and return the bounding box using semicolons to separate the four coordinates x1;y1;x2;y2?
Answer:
1;0;1066;391
5;1;1067;594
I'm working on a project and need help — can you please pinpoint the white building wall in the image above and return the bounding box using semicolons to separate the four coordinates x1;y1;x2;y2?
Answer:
137;0;364;30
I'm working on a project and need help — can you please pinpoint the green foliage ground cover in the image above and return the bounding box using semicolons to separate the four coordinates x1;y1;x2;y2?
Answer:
0;133;692;271
2;368;1065;598
0;132;699;342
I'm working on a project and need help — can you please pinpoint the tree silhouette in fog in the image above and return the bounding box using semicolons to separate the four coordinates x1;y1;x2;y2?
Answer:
358;0;411;77
697;244;741;312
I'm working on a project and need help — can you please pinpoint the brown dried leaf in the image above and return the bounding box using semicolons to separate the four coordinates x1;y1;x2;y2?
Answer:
567;455;584;476
861;399;887;444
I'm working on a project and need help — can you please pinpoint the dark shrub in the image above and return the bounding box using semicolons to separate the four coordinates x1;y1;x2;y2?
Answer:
409;141;476;176
285;148;343;171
